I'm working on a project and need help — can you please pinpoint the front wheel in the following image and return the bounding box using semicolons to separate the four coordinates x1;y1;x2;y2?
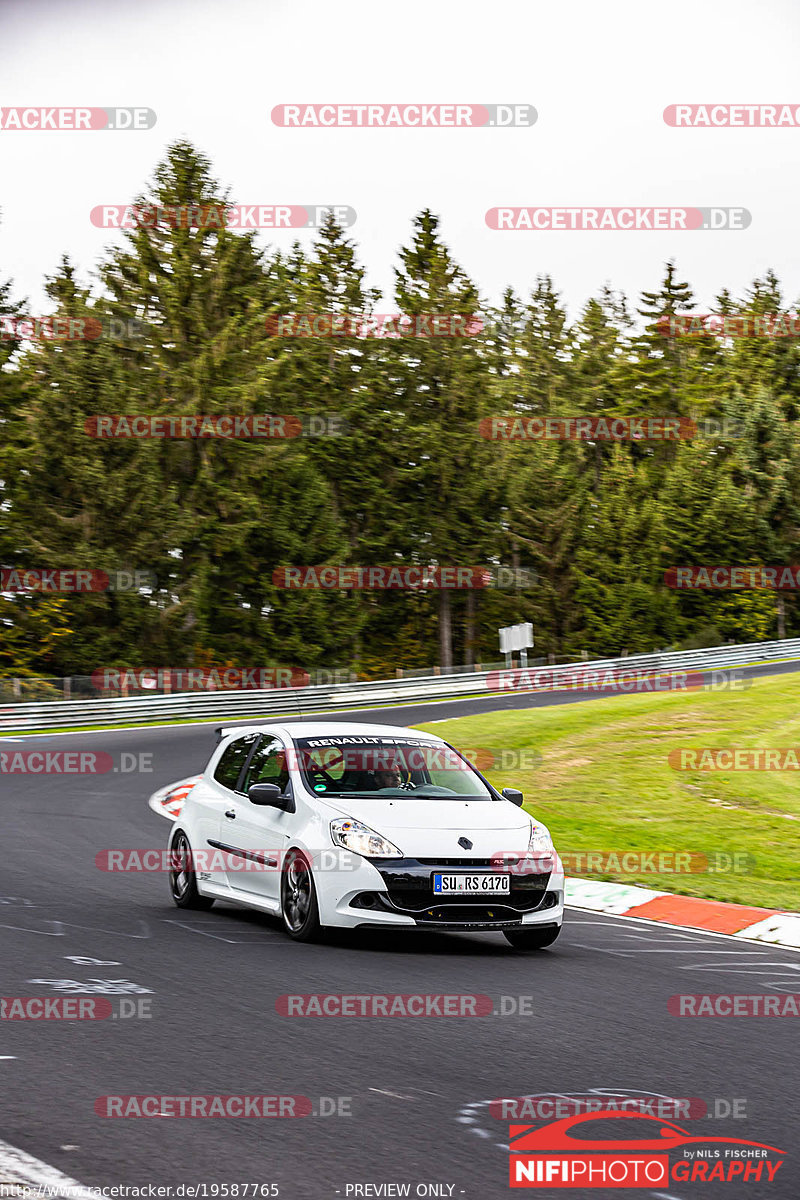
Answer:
504;924;561;950
169;830;215;910
281;850;321;942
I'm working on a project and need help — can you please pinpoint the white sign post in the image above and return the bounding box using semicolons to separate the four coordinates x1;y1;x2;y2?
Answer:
499;622;534;667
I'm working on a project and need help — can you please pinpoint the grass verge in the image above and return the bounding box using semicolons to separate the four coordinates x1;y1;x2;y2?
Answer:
416;674;800;910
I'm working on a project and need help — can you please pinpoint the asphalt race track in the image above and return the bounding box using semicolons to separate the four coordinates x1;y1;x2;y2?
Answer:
2;665;800;1199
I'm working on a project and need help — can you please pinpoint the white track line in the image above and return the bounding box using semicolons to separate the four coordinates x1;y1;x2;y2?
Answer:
0;1137;96;1198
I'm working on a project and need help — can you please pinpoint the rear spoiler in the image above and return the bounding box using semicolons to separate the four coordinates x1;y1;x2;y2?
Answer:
214;722;289;745
214;724;260;745
213;725;249;744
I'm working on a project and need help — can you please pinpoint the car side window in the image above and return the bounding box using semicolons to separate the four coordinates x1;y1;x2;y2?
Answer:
241;736;290;796
212;734;258;792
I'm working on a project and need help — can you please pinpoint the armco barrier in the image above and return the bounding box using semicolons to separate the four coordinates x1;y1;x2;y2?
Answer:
0;638;799;731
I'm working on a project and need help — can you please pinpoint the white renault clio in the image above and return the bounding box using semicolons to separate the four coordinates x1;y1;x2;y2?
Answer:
163;721;564;950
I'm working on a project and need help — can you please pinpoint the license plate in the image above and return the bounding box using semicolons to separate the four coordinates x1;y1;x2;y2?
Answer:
433;872;510;895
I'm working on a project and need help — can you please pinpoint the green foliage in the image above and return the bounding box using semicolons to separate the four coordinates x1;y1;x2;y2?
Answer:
2;144;798;677
0;594;72;676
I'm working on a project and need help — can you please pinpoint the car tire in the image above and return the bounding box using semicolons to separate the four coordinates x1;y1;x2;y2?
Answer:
169;830;215;910
503;924;561;950
281;850;321;942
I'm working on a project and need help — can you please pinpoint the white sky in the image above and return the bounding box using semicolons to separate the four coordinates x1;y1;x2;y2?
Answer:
2;0;800;318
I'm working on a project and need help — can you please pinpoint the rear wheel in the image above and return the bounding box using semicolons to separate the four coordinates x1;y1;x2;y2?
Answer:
281;850;321;942
504;924;561;950
169;830;215;910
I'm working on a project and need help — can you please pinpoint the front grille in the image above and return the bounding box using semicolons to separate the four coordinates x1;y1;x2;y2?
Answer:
414;856;550;870
415;858;496;867
367;857;552;915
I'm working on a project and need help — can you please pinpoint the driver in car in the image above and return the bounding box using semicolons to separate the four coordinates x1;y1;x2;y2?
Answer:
372;759;415;790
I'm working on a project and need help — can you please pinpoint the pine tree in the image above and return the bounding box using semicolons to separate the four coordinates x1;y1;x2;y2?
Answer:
730;387;800;637
505;439;588;657
391;211;505;669
635;261;718;415
571;286;634;416
659;433;772;645
254;214;392;671
513;276;573;416
717;271;800;418
0;267;75;677
568;450;678;655
1;258;175;673
96;142;354;670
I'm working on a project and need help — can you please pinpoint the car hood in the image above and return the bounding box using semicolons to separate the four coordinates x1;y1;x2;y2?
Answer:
319;794;533;847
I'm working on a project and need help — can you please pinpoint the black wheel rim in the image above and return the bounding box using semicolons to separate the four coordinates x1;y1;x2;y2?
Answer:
169;832;192;899
283;855;311;932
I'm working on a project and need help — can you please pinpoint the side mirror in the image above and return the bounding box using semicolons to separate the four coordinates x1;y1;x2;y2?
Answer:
501;787;524;807
248;783;293;811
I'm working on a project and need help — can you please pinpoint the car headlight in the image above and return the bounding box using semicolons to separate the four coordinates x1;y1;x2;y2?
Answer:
524;822;557;871
330;818;403;858
528;823;555;856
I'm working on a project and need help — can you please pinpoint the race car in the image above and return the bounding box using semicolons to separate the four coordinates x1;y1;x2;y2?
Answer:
157;721;564;949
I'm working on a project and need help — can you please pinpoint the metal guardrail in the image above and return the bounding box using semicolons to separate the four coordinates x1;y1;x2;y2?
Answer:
1;637;799;732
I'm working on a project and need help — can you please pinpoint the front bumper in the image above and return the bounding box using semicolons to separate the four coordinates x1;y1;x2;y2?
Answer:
322;853;564;930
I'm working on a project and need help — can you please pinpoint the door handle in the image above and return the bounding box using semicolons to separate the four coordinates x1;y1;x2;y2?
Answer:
225;809;236;819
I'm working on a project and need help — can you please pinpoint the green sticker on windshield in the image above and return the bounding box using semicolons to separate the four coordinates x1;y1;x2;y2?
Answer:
314;784;327;791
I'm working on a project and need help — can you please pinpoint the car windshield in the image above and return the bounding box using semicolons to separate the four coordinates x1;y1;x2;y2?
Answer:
293;736;494;800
